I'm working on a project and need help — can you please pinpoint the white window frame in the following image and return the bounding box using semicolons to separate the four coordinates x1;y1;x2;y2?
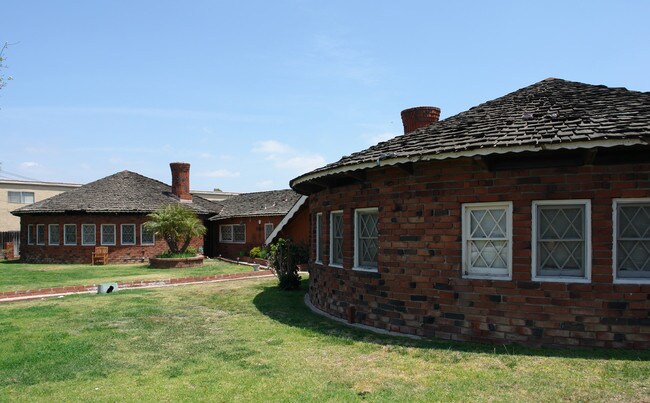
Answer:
140;224;155;246
219;224;245;244
612;198;650;284
329;210;344;268
315;213;323;264
27;224;34;245
353;207;379;272
264;223;274;240
48;224;60;246
101;224;116;246
36;224;45;245
462;202;513;280
64;224;77;246
532;199;591;283
8;191;34;204
121;224;136;245
81;224;96;246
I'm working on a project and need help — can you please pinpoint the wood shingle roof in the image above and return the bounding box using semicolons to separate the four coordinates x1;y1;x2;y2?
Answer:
12;170;221;216
209;189;302;221
291;78;650;191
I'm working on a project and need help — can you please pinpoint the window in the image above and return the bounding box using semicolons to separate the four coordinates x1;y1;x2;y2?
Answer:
264;223;274;240
8;191;34;204
27;224;35;245
64;224;77;245
121;224;136;245
220;224;245;243
330;211;343;267
36;224;45;245
354;208;379;271
532;200;591;282
101;224;116;246
49;224;60;245
613;199;650;282
315;213;323;263
81;224;96;246
462;202;512;279
141;224;155;245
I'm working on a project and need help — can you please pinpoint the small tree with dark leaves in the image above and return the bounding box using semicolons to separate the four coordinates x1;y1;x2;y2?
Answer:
268;238;302;290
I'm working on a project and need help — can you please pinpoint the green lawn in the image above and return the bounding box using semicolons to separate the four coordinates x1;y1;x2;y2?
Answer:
0;260;253;292
0;277;648;402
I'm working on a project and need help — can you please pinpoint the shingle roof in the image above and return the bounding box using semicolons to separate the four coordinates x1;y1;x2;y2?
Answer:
12;170;221;216
291;78;650;189
209;189;302;221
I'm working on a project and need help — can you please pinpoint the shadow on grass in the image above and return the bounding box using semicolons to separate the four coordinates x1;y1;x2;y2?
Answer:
0;260;22;265
253;279;650;361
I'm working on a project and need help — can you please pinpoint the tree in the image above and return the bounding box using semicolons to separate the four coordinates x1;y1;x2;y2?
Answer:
144;204;207;255
268;238;302;290
0;42;14;92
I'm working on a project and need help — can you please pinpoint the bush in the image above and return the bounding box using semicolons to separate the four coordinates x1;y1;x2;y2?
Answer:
156;250;197;258
249;246;269;260
268;238;301;290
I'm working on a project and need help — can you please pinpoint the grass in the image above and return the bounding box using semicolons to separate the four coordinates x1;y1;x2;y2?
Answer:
0;260;254;292
0;277;649;401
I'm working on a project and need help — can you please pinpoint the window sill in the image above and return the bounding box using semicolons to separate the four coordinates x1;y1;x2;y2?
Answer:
463;274;511;281
613;278;650;284
352;267;378;273
531;276;591;284
329;263;343;269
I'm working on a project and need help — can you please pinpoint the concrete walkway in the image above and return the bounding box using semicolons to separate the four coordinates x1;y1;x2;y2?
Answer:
0;270;275;303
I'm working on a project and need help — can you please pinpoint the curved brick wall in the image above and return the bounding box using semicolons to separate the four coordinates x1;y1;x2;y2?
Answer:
307;157;650;348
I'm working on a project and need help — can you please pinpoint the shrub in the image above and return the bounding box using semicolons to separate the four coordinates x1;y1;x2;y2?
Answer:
249;246;269;260
268;238;301;290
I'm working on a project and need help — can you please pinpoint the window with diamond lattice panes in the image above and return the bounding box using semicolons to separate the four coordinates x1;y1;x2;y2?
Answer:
36;224;45;245
615;201;650;279
220;225;233;242
101;224;115;245
355;208;378;270
315;213;323;263
141;224;155;245
533;201;590;280
82;224;95;246
463;203;512;278
64;224;77;245
264;223;274;240
233;224;245;243
330;211;343;266
121;224;136;245
49;224;59;245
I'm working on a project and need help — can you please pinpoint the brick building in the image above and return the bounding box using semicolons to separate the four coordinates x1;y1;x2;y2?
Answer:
209;190;307;259
291;78;650;348
12;163;220;264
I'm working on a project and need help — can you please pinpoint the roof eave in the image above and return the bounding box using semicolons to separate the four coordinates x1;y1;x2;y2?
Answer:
290;139;648;194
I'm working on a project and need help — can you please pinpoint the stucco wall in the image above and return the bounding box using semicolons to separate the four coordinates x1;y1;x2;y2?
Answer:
307;157;650;348
1;182;79;232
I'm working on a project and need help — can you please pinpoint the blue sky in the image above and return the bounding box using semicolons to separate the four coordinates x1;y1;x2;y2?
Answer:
1;1;649;192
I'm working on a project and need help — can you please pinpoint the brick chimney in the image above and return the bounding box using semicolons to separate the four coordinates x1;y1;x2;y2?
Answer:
170;162;192;202
400;106;441;134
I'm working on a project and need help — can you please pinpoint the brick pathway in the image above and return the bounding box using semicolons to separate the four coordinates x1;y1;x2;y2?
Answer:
0;270;275;303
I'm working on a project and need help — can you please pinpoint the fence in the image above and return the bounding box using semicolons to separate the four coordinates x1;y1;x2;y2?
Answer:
1;231;20;259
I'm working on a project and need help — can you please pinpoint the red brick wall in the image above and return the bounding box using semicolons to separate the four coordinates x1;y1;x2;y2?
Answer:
307;157;650;348
19;214;204;264
211;215;284;259
275;203;310;247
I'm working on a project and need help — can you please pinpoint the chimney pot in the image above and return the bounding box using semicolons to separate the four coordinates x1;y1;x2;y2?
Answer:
170;162;192;202
401;106;441;134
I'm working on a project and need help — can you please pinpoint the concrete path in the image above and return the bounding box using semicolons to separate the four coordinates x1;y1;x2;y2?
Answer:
0;270;275;304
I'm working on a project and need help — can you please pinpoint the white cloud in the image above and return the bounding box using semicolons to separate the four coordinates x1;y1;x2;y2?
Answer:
20;161;39;169
256;179;275;189
252;139;326;174
363;132;399;145
253;140;293;155
202;169;240;178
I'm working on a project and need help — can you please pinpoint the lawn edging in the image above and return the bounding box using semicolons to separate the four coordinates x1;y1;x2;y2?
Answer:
0;270;275;303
